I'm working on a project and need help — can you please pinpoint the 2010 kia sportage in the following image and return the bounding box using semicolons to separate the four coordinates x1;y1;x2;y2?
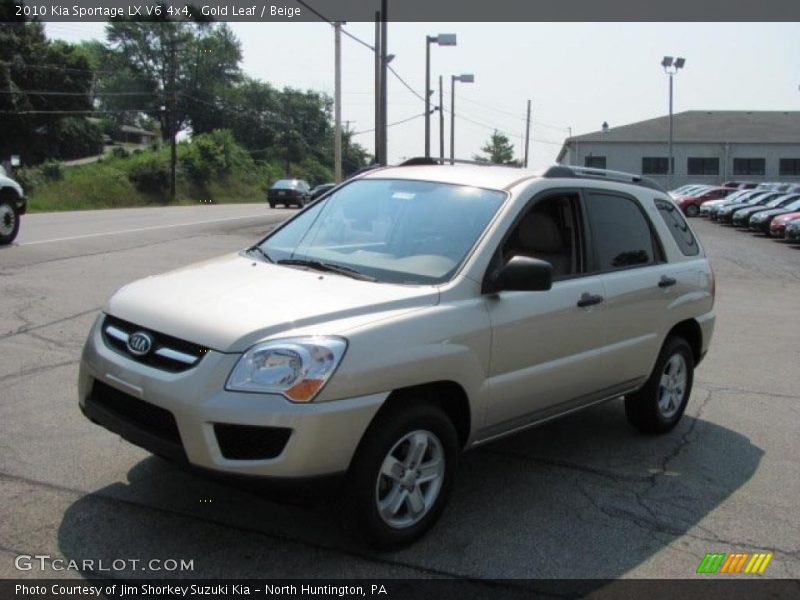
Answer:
79;162;715;548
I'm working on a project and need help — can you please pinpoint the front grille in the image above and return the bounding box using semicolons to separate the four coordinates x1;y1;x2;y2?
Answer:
102;315;208;373
213;423;292;460
89;380;182;446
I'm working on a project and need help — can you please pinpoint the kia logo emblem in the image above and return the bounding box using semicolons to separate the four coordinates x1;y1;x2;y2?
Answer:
127;331;153;356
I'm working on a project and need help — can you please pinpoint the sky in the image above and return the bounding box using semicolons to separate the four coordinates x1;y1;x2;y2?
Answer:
45;21;800;170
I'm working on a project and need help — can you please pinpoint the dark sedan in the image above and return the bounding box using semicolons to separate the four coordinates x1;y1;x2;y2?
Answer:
731;194;800;227
786;219;800;243
267;179;311;208
309;183;336;201
748;197;800;234
715;192;782;224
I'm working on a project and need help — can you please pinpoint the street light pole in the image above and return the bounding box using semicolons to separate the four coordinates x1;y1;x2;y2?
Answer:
424;34;456;158
661;56;685;189
438;75;444;162
449;73;474;164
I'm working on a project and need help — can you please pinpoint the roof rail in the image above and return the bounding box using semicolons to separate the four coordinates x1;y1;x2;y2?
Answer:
399;157;522;168
543;165;665;192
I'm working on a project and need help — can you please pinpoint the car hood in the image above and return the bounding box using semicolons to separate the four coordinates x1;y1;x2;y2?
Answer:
106;253;440;352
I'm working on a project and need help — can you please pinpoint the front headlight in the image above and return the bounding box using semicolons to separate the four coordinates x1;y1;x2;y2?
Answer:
226;337;347;402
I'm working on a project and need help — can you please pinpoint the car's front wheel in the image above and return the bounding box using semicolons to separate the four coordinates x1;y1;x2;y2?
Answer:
341;400;459;549
0;193;21;245
625;336;694;433
685;204;700;217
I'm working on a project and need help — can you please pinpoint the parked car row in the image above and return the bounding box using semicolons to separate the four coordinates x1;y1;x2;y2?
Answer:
692;186;800;241
669;181;800;218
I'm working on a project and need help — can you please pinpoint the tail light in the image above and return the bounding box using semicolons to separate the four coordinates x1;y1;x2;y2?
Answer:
709;262;716;307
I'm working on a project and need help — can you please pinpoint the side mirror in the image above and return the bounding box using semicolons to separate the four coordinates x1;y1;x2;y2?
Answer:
490;256;553;293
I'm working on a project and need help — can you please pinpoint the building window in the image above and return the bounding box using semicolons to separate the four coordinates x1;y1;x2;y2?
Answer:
585;156;606;169
779;159;800;176
642;157;671;175
733;158;765;176
687;157;719;176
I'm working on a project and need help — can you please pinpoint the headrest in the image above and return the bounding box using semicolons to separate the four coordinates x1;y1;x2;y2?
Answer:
518;213;564;253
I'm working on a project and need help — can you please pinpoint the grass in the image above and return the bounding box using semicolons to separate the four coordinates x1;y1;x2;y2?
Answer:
25;147;268;213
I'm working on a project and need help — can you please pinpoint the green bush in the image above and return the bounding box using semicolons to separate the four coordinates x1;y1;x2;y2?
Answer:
54;117;104;160
110;146;130;159
182;129;254;186
127;156;169;194
41;160;63;181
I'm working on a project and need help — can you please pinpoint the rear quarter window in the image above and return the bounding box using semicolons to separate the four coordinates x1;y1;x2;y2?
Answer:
655;199;700;256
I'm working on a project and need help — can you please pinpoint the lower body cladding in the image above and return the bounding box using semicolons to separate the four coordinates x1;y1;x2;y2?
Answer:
78;319;387;481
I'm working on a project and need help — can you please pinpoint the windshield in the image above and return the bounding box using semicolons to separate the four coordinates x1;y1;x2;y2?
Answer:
271;179;301;190
258;178;506;285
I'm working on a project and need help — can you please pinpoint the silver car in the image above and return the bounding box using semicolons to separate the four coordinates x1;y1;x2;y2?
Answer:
79;163;715;548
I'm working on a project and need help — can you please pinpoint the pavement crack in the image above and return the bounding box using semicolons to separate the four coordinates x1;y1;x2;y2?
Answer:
0;307;101;341
0;359;79;383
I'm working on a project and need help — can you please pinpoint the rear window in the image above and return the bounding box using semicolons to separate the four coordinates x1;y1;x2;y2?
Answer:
271;179;299;189
655;199;699;256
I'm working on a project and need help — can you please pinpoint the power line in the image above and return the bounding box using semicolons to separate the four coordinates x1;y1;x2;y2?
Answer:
293;0;375;51
352;112;427;136
0;90;157;96
0;108;153;114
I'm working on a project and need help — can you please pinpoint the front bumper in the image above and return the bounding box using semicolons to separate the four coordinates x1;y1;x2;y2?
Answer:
79;316;387;479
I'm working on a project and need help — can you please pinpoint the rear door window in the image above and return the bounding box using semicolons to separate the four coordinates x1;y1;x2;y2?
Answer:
584;192;657;271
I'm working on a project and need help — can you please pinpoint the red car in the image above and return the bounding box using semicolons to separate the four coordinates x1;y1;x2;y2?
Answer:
769;212;800;238
674;187;737;217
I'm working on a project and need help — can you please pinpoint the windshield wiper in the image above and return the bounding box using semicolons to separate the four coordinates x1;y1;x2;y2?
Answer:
247;246;274;263
277;259;376;282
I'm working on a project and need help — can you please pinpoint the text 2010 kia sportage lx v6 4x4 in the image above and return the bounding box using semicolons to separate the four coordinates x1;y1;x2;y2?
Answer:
79;162;715;548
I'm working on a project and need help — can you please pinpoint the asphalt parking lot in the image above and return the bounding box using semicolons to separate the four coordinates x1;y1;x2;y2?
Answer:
1;205;798;582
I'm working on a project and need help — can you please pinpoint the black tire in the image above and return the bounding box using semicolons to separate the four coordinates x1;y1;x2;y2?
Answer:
685;204;700;218
340;400;459;550
268;201;276;209
0;195;21;245
625;336;694;434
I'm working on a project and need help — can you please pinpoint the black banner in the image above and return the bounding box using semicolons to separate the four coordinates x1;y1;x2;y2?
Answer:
3;579;800;600
5;0;800;22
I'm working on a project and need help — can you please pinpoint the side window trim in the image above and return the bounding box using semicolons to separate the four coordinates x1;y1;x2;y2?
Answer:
579;188;665;274
480;188;589;293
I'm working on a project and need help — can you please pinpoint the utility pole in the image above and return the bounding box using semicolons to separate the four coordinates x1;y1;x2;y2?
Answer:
334;21;343;183
523;99;531;168
438;75;444;162
169;26;177;203
379;0;388;165
374;12;381;165
449;77;455;165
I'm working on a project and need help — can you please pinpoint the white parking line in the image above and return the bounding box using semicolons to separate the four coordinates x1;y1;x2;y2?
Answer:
20;214;267;246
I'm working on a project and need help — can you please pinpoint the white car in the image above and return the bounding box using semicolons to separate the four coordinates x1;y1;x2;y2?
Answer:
0;165;26;245
80;161;715;548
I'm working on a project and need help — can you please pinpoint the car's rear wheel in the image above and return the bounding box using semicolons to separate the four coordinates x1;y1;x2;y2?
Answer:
340;400;459;549
0;194;21;245
625;336;694;434
685;204;700;217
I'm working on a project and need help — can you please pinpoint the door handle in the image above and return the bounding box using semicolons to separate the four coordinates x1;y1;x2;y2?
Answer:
577;293;604;308
658;276;677;288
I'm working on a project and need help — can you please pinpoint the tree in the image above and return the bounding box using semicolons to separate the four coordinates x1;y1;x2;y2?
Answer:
103;14;242;140
474;130;520;166
0;2;98;164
